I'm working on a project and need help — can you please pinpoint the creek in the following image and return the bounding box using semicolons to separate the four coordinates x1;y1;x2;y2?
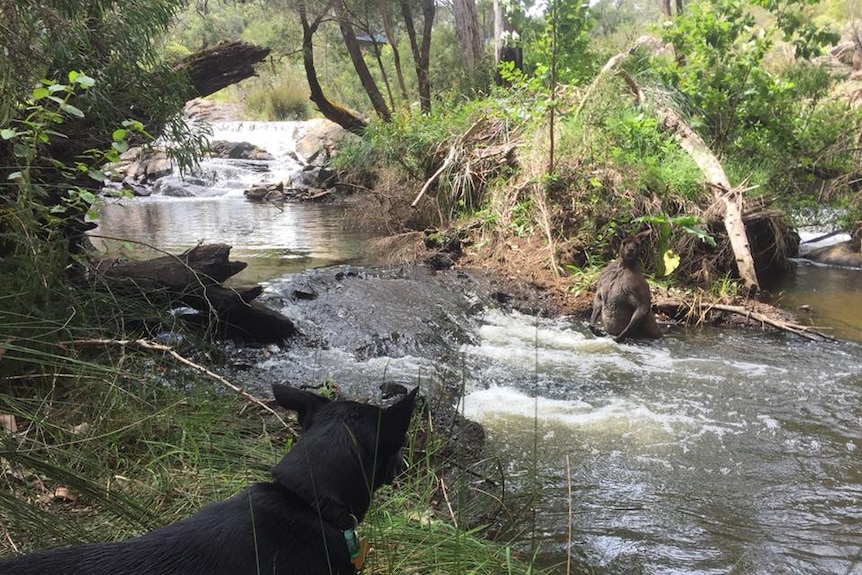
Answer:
92;121;862;575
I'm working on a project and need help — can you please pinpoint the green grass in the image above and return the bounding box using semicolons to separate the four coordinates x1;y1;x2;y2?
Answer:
243;80;311;121
0;338;540;573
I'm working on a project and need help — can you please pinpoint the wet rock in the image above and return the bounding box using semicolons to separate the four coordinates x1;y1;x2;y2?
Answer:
291;288;318;300
425;253;455;270
108;147;173;183
805;240;862;268
803;224;862;269
209;140;274;161
121;176;151;197
423;229;463;270
244;183;286;202
291;165;337;189
153;179;194;197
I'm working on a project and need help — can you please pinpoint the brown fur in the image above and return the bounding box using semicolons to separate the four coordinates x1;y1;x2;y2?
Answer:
590;231;662;342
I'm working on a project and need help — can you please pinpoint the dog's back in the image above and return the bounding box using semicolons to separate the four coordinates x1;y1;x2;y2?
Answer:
1;485;347;575
0;384;418;575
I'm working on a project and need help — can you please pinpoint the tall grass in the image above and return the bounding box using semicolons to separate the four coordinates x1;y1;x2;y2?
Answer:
0;329;541;573
244;81;311;121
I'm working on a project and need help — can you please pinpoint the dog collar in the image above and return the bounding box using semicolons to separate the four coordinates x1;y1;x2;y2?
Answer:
343;527;369;570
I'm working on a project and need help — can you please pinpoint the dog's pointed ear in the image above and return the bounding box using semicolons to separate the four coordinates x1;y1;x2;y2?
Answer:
272;384;330;428
382;387;418;443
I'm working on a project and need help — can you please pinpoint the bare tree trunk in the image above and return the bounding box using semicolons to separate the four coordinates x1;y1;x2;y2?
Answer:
493;0;504;67
333;0;392;122
452;0;483;72
400;0;435;114
654;104;760;293
378;0;409;101
608;56;760;293
368;40;396;110
492;0;522;84
299;0;367;135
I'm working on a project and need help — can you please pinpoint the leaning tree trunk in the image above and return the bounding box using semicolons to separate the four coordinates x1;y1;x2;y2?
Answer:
651;102;760;293
333;0;392;122
401;0;434;114
299;0;368;135
378;0;409;101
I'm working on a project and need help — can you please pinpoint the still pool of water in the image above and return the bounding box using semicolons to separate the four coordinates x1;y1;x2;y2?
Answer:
91;197;377;283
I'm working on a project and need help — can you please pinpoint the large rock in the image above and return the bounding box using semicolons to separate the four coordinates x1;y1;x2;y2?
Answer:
209;140;274;161
184;98;246;122
805;240;862;268
295;119;355;166
109;147;174;183
804;224;862;268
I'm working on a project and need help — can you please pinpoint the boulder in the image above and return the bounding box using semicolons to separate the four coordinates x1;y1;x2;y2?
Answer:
109;147;174;183
295;119;355;166
291;166;337;189
209;140;274;161
804;224;862;269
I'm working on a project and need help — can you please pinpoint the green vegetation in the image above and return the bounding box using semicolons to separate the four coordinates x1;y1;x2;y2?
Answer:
2;0;862;571
1;342;539;573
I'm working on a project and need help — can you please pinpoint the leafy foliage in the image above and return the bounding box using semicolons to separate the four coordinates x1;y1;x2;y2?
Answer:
0;75;146;328
528;0;597;86
655;0;840;157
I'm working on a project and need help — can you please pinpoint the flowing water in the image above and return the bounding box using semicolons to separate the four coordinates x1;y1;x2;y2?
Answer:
460;313;861;575
91;121;862;575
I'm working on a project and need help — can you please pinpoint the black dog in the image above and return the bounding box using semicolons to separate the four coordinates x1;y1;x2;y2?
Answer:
0;383;418;575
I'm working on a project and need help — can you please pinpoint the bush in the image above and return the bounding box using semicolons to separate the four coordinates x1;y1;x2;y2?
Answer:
245;82;311;120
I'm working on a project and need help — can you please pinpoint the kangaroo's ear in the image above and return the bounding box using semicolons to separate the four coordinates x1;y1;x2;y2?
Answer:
636;229;651;240
382;387;418;445
272;384;330;429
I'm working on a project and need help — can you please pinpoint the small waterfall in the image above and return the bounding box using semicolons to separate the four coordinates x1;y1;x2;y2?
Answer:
151;120;311;198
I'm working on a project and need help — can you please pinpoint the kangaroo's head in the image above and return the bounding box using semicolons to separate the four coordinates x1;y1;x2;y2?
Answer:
618;230;650;267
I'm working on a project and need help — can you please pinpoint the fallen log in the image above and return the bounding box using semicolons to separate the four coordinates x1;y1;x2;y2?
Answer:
173;40;271;99
94;244;296;343
655;298;837;341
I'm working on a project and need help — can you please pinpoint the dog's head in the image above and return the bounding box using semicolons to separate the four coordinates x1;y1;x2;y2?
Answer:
270;384;418;522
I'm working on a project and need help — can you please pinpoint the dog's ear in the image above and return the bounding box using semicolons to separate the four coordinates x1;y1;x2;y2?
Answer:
381;387;418;445
272;384;330;429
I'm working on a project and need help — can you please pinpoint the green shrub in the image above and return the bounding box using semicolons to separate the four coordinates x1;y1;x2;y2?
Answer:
245;82;311;121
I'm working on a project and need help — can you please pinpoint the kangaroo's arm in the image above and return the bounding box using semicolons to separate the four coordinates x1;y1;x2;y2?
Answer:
613;282;651;342
590;291;603;326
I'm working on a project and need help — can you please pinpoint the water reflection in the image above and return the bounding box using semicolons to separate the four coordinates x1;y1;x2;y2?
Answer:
770;261;862;341
90;197;377;283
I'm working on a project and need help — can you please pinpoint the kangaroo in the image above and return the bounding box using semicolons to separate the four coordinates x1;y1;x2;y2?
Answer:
590;231;662;342
0;384;418;575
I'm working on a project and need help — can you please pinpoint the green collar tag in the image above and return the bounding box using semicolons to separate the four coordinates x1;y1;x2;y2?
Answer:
344;528;360;561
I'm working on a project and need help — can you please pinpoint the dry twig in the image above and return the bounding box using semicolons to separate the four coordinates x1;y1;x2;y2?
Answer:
58;338;290;427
